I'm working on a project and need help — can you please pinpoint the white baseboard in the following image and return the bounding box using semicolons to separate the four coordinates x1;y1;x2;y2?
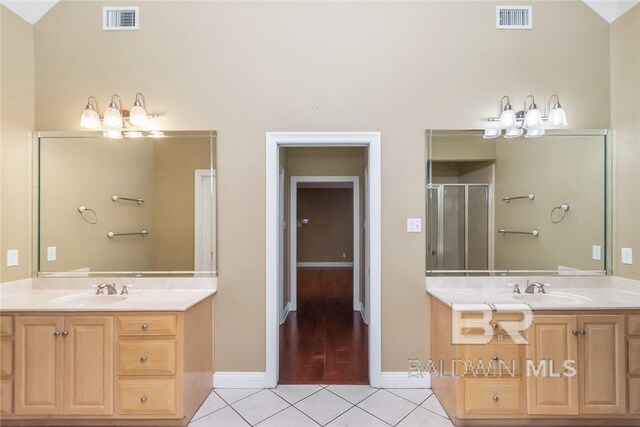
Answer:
280;302;291;325
213;372;268;388
359;302;369;325
381;372;431;389
297;262;353;268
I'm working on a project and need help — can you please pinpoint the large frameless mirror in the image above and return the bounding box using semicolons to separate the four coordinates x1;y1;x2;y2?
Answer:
36;131;216;277
426;129;610;276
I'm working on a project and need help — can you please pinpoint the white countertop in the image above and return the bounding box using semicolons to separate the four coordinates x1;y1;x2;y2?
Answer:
426;276;640;310
0;278;217;312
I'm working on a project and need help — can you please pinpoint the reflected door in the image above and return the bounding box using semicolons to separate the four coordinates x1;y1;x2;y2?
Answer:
427;184;491;271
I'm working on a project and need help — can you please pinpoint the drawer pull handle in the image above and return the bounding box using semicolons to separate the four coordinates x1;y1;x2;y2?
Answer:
53;331;61;337
140;395;148;404
492;395;499;403
141;323;149;331
140;355;147;363
491;356;499;362
61;331;69;337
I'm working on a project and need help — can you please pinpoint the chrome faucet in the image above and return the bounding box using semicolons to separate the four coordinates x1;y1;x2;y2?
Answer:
96;282;117;295
524;280;547;294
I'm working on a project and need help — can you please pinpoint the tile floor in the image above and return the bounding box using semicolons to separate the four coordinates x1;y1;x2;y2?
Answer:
189;385;454;426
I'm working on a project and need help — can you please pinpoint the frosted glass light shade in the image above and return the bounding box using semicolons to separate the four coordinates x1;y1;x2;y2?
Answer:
103;130;123;139
523;108;542;128
525;123;545;138
504;127;523;139
548;107;567;128
499;109;517;128
103;106;123;129
129;104;149;127
483;127;501;139
80;108;101;130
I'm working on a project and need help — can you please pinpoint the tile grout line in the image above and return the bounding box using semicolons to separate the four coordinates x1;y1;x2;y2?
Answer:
392;405;421;427
421;394;452;421
272;385;325;405
385;388;434;407
290;404;324;427
323;388;395;426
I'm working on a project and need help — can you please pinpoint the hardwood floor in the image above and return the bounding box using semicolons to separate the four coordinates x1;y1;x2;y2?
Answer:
279;268;368;384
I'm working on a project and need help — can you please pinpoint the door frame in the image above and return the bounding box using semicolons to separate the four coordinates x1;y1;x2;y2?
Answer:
266;132;381;387
194;169;216;273
289;176;360;312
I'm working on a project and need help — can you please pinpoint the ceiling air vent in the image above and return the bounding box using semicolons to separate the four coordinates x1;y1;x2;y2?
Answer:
496;6;532;29
103;7;139;31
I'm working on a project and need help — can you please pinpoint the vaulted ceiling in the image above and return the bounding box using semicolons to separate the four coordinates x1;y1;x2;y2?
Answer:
0;0;638;26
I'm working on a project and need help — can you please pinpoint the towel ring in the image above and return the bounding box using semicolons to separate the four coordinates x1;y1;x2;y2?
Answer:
551;203;570;224
77;206;98;224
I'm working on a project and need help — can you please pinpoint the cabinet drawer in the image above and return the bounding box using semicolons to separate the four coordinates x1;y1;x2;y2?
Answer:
462;344;521;376
629;338;640;375
630;378;640;414
118;315;177;336
117;378;176;415
0;379;12;415
630;315;640;336
464;378;523;415
0;339;12;376
0;316;13;337
118;339;176;375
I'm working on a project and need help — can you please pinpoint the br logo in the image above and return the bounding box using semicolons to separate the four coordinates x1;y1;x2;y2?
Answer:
451;303;533;345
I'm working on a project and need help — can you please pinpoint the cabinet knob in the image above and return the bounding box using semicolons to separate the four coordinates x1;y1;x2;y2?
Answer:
141;323;149;331
61;331;69;337
579;329;586;336
53;331;61;337
492;395;499;403
140;395;148;404
139;356;147;363
489;321;499;330
571;329;579;336
491;356;499;362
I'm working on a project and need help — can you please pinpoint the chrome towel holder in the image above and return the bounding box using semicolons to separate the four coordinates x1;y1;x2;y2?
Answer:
77;206;98;224
499;229;539;237
502;193;535;203
112;195;145;205
107;230;149;238
551;203;570;223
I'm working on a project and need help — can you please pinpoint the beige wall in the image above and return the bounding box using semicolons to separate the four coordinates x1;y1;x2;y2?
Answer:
297;188;354;263
494;135;605;271
0;6;35;282
153;138;211;271
611;5;640;280
28;1;611;372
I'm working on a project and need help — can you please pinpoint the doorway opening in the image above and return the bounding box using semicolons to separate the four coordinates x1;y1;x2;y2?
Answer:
266;132;381;388
280;175;366;384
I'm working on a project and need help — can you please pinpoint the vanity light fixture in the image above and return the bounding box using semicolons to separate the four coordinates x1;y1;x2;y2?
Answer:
80;92;158;136
484;94;568;139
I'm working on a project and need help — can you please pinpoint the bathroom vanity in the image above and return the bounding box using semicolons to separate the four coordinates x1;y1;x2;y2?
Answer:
427;278;640;426
0;283;215;427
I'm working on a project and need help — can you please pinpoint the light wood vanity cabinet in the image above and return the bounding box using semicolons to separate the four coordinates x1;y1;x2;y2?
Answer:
1;295;213;426
430;296;640;426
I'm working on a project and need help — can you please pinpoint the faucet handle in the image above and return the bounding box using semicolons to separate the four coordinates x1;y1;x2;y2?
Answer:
507;283;521;294
120;284;131;295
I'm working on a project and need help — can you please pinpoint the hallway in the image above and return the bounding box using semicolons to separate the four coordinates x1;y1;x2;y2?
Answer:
279;268;368;384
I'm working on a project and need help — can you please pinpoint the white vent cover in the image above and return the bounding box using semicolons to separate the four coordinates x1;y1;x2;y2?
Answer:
103;7;139;31
497;6;532;29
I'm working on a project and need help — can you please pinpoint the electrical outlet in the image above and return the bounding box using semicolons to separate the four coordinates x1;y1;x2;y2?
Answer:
592;245;602;261
622;248;633;265
407;218;422;233
6;249;18;267
47;246;57;262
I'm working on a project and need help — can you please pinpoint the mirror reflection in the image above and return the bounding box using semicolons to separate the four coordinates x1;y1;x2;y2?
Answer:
426;130;608;275
38;131;216;276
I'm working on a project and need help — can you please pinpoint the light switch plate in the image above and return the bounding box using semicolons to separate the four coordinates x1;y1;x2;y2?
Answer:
622;247;633;265
6;249;18;267
47;246;57;262
592;245;602;261
407;218;422;233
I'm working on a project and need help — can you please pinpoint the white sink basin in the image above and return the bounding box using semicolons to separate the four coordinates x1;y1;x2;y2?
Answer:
50;294;128;307
514;292;591;307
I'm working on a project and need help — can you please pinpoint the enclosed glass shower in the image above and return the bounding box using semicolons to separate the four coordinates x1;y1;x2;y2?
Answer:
426;184;492;271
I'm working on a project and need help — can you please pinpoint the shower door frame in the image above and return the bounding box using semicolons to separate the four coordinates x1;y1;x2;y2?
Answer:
427;183;494;271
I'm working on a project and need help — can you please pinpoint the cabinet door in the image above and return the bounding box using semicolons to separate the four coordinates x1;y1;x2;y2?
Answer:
63;316;114;415
526;315;579;415
578;315;626;414
14;316;64;415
